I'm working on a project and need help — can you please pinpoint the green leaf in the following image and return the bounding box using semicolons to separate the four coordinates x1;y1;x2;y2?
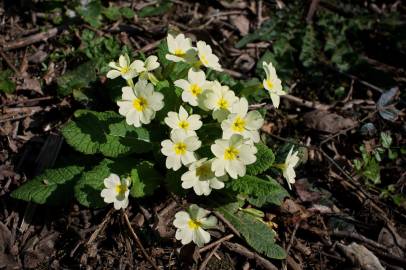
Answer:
0;69;16;93
61;110;151;157
120;7;135;19
56;61;97;96
299;24;320;67
380;132;392;149
102;6;121;21
216;202;286;259
155;80;181;121
11;166;84;205
363;158;381;184
228;175;288;207
77;0;103;28
74;158;135;208
138;1;172;18
246;143;275;175
130;161;162;198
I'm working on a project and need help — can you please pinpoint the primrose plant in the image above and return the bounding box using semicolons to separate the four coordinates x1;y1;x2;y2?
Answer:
12;33;300;258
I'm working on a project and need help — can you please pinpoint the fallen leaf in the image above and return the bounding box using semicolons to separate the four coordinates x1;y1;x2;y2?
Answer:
337;242;384;270
378;227;404;258
377;87;400;122
230;15;250;35
28;50;48;64
17;77;43;95
303;110;357;133
294;179;321;203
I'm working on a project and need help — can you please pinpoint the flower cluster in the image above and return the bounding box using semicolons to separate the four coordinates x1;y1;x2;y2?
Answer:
103;33;299;247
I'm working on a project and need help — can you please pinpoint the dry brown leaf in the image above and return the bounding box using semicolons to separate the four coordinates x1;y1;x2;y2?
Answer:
17;77;43;95
230;15;250;35
303;110;357;133
337;242;384;270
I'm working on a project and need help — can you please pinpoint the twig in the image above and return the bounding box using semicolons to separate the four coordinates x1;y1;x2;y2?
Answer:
198;242;221;270
213;211;241;237
306;0;320;22
0;96;53;109
199;234;234;253
331;230;387;250
286;222;300;254
123;211;159;270
257;0;264;27
0;50;20;74
223;242;278;270
367;245;406;267
136;40;161;53
2;27;60;51
282;94;331;110
87;208;114;246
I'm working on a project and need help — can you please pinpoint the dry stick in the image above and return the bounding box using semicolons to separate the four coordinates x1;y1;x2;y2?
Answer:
331;230;387;250
366;245;406;267
87;208;114;246
213;211;241;237
123;212;160;270
223;242;278;270
2;27;60;51
199;234;234;253
136;40;161;53
306;0;320;22
0;96;53;109
198;242;222;270
0;50;20;74
286;222;300;255
282;94;331;110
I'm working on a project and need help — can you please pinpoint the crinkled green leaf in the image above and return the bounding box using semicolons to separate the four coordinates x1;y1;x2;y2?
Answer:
56;61;97;96
299;24;320;67
130;161;162;198
61;110;151;157
228;175;288;207
11;166;84;205
363;158;381;184
155;80;181;121
102;6;121;21
74;158;135;208
138;1;172;18
120;7;135;19
0;69;16;93
77;0;103;28
246;143;275;175
216;202;287;259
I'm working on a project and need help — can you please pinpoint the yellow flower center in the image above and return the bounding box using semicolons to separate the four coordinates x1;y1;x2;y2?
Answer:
196;163;212;179
174;142;187;155
224;146;239;160
217;97;228;109
132;97;148;112
178;120;189;130
199;54;209;66
174;48;185;56
115;183;128;195
120;66;130;74
231;116;246;132
265;79;273;90
274;163;287;170
189;84;202;96
188;219;202;229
